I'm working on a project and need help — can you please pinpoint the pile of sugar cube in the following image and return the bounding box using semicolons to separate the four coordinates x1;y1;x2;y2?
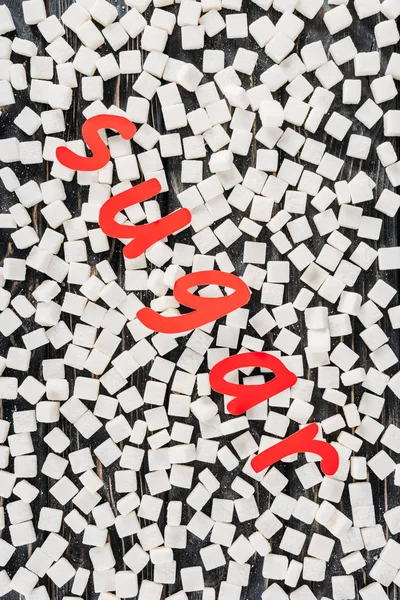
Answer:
1;0;400;599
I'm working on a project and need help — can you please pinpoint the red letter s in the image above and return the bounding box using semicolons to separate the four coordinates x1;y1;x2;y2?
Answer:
56;114;136;171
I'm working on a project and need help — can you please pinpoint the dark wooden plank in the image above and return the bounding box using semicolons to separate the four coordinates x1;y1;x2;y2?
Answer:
0;1;399;599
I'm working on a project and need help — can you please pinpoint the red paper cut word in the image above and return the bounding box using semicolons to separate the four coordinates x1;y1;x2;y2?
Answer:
137;270;251;334
251;423;340;476
57;114;339;478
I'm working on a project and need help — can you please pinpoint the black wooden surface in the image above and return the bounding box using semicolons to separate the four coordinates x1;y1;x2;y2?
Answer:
0;1;400;599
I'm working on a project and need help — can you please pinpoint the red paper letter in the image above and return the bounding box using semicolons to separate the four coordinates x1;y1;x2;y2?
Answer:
99;181;192;259
138;271;251;334
251;423;339;476
209;352;298;415
56;114;137;172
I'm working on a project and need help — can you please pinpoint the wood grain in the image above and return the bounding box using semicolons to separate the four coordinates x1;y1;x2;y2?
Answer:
0;1;399;599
